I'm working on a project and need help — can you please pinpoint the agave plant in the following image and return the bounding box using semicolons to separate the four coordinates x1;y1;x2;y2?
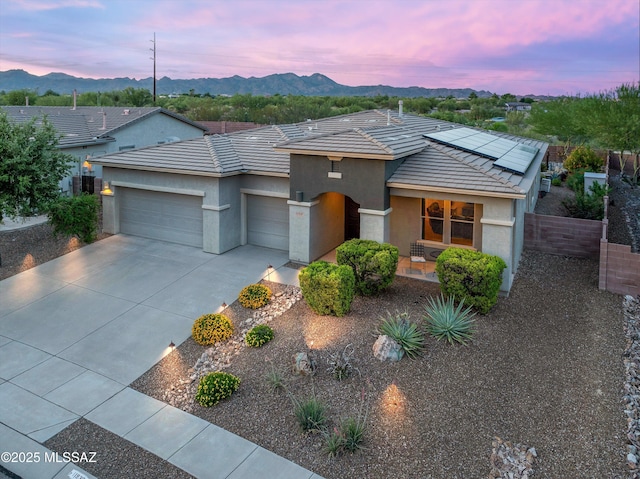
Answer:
423;294;476;345
377;311;425;358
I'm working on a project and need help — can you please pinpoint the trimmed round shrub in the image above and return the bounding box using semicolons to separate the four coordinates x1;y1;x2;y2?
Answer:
195;371;240;407
336;239;399;296
245;324;274;347
191;313;234;346
435;247;506;314
238;283;272;309
299;260;355;316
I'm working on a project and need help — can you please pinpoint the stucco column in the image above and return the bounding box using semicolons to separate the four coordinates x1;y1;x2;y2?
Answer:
358;207;392;243
480;218;515;291
288;199;317;263
100;189;117;234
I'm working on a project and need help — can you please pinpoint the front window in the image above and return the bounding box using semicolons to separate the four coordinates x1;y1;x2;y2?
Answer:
421;199;476;247
450;201;474;246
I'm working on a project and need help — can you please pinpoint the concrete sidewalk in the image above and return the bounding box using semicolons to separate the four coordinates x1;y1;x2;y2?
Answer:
0;235;315;479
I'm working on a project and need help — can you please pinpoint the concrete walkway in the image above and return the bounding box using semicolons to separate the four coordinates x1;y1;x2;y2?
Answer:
0;235;316;479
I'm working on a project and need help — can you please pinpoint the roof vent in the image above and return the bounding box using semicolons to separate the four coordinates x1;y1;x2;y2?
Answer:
399;100;404;118
123;109;130;115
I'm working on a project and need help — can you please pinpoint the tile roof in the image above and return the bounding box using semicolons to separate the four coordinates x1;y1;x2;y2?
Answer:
92;109;547;197
1;106;206;148
274;125;426;160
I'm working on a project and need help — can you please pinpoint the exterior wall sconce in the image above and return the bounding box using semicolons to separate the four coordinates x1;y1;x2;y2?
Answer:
221;302;227;309
101;181;113;195
168;341;175;350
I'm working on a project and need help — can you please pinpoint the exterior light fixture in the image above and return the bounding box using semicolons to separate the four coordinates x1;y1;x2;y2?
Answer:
169;341;175;350
221;302;227;309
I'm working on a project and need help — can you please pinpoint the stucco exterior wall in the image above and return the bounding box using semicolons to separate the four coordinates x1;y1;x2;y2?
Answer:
390;188;517;291
310;192;345;260
390;196;422;256
289;154;391;210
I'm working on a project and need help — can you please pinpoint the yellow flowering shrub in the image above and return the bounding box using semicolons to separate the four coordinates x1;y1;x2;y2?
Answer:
195;371;240;407
191;313;234;346
238;284;272;309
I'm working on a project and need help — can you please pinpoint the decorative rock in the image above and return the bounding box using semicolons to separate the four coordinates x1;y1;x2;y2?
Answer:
162;285;303;413
373;334;404;362
623;294;640;475
293;352;316;375
489;437;536;479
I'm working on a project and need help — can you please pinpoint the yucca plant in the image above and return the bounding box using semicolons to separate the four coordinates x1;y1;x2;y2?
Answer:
423;294;476;345
377;311;425;359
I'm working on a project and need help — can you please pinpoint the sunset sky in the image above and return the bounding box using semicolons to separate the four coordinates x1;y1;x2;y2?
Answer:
0;0;638;96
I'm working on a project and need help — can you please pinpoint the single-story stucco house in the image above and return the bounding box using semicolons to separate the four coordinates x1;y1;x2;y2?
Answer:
1;105;206;194
93;108;547;292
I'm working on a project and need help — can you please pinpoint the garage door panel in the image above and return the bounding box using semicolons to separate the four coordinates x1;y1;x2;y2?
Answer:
119;188;203;248
247;195;289;251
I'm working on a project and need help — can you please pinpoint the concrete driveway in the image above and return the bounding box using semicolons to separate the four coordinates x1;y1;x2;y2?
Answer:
0;235;316;479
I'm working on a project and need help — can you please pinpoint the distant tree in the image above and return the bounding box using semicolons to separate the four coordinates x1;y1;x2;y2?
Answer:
0;112;73;221
119;87;153;107
582;83;640;183
505;111;527;135
501;93;517;103
468;91;478;100
528;97;589;161
1;89;38;106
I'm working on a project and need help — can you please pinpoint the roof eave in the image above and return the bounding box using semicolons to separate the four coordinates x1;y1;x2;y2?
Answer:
387;182;526;199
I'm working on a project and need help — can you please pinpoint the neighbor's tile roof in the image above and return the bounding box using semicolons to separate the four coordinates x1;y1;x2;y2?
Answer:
92;109;548;196
1;106;206;148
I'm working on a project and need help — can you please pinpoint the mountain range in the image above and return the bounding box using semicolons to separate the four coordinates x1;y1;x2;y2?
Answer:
0;69;494;98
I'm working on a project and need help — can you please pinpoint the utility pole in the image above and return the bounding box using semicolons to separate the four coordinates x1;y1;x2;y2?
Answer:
150;32;156;104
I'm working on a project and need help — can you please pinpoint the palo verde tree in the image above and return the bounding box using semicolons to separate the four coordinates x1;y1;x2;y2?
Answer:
581;83;640;184
0;112;73;222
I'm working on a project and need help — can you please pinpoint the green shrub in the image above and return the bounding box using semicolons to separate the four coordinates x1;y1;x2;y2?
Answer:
299;261;355;316
336;239;399;296
551;177;562;187
245;324;274;347
377;311;425;359
563;180;609;220
238;283;272;309
47;193;100;243
564;146;604;173
191;313;234;346
293;396;327;432
435;248;506;314
423;294;476;345
195;371;240;407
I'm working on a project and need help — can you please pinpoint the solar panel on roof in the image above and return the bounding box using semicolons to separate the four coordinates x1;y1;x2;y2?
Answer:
424;127;538;175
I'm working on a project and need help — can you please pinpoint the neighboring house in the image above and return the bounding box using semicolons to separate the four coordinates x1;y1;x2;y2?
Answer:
1;106;207;194
505;102;532;112
198;121;266;134
93;109;547;292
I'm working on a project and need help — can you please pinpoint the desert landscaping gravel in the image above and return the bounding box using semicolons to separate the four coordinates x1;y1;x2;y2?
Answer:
1;169;638;479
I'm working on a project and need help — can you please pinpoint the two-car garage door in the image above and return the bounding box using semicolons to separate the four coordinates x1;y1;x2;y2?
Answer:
119;188;203;248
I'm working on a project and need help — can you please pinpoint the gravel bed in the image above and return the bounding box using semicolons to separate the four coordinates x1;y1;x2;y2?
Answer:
133;251;626;478
44;418;194;479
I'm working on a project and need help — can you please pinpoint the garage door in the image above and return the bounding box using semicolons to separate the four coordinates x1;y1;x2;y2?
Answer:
119;188;203;247
247;195;289;251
